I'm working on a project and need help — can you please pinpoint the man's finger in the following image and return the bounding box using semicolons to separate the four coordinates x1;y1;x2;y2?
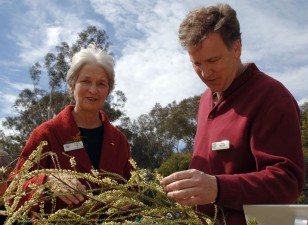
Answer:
167;187;196;199
160;170;192;186
175;195;200;206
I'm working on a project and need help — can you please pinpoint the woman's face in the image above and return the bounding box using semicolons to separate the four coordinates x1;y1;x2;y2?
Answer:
72;63;109;114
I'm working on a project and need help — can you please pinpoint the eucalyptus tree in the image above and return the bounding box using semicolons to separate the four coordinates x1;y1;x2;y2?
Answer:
300;102;308;150
119;95;200;170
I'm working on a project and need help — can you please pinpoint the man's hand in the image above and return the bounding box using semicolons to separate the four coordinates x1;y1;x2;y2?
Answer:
160;169;218;206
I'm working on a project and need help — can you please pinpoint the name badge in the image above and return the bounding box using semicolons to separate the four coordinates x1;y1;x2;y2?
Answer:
212;140;230;151
63;141;84;152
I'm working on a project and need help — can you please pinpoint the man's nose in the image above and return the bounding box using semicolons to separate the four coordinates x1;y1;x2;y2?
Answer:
198;65;213;79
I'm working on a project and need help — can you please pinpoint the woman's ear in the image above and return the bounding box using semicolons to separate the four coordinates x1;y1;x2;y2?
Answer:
69;85;75;98
69;86;73;95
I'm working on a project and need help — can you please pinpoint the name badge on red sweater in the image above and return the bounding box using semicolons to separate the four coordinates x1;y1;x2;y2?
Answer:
212;140;230;151
63;141;84;152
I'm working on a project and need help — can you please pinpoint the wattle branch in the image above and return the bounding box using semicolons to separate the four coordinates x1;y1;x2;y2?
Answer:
1;141;221;224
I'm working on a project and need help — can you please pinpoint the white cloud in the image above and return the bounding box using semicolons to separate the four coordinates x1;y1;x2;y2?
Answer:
114;46;205;119
239;1;308;67
272;65;308;101
0;92;18;116
90;0;207;119
0;117;17;136
8;1;104;66
0;77;32;117
298;98;308;107
90;0;154;40
83;0;308;119
1;0;308;122
0;93;16;105
6;81;33;92
0;76;32;91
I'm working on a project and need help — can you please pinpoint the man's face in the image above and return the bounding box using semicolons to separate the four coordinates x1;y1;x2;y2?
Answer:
188;32;241;93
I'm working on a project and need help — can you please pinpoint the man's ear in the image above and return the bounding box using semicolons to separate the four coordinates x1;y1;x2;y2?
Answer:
233;39;242;59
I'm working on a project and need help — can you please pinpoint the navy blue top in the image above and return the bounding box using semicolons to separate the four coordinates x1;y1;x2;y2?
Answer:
79;126;103;169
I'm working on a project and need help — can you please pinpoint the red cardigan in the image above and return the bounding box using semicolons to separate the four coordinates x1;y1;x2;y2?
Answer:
10;105;132;213
190;63;305;224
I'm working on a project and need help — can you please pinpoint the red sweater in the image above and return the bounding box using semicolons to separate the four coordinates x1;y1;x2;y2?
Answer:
190;63;305;224
10;105;132;213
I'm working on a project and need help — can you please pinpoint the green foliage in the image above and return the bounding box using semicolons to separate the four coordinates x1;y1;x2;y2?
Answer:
130;132;173;170
300;103;308;148
299;104;308;204
158;96;200;152
0;131;19;161
157;152;192;177
298;148;308;204
3;91;69;149
119;96;200;170
103;90;127;122
246;217;258;225
0;141;223;224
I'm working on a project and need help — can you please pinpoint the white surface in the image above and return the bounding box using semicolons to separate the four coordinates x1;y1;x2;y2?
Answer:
244;205;308;225
295;217;308;225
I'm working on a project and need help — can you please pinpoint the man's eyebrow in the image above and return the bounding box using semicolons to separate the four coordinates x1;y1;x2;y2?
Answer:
207;56;221;61
190;59;199;64
190;56;221;64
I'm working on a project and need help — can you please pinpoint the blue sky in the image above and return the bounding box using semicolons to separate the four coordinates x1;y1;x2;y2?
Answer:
0;0;308;132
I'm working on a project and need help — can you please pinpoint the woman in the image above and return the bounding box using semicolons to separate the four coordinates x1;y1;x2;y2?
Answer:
9;44;132;218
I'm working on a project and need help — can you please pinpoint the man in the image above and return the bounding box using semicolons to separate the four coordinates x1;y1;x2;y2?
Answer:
160;4;305;225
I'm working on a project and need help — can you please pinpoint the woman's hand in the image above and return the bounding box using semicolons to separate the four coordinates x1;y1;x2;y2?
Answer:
45;173;86;205
160;169;218;206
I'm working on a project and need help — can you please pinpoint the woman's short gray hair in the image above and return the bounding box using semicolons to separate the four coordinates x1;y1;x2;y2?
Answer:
66;43;115;95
